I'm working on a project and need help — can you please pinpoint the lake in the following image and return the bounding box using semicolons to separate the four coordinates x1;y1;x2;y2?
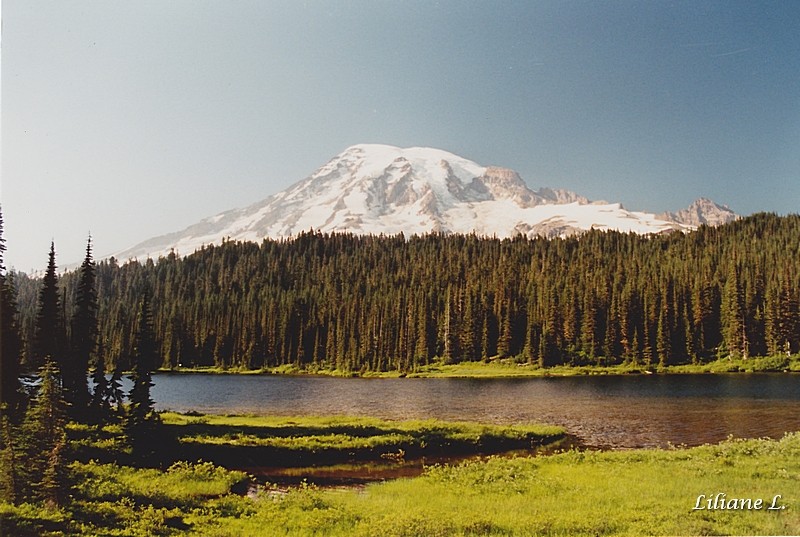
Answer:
146;373;800;449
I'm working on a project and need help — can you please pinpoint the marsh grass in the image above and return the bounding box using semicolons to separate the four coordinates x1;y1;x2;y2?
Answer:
161;413;565;467
73;460;247;506
0;461;248;536
66;412;565;469
191;433;800;536
3;416;797;536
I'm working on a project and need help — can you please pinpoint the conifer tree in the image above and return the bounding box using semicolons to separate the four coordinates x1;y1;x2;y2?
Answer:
630;329;641;365
542;288;561;366
459;292;477;360
21;359;67;506
89;339;111;422
414;300;431;363
106;359;125;417
767;271;799;355
721;264;746;357
442;286;458;363
66;236;97;419
580;291;598;359
126;292;157;454
480;313;490;362
496;295;513;359
656;308;671;367
522;302;536;365
33;243;64;370
0;413;20;503
0;207;23;414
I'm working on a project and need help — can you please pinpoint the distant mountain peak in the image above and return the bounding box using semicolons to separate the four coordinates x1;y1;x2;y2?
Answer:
657;198;738;227
109;144;738;262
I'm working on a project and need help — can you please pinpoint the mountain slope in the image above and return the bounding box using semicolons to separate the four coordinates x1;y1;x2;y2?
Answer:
110;144;738;261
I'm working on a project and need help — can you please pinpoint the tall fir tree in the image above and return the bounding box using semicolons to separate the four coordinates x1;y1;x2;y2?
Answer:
656;308;671;367
0;206;23;415
126;292;158;455
33;242;64;370
459;291;478;360
66;236;98;419
414;299;431;363
721;263;746;358
442;286;458;364
496;294;513;359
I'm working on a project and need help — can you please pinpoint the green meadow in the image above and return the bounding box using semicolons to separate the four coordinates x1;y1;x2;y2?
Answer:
2;414;799;536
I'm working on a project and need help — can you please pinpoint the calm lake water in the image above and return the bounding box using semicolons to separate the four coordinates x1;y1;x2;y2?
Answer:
148;373;800;449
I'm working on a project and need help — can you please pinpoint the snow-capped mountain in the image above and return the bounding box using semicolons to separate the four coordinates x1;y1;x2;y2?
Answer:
110;144;738;262
657;198;737;227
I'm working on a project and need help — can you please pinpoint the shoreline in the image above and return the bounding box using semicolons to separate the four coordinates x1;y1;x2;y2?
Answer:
157;354;800;378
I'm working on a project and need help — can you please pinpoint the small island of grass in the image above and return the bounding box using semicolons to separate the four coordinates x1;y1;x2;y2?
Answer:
159;413;567;468
68;412;565;469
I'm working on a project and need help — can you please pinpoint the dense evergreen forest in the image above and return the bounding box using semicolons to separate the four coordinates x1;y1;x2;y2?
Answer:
11;213;800;374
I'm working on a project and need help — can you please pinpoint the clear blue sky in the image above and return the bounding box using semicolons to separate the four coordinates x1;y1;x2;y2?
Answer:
2;0;799;272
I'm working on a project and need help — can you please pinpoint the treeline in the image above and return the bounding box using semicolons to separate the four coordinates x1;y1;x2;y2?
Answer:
11;213;800;374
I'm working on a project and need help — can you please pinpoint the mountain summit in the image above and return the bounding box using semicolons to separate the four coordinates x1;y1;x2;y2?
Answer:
112;144;738;261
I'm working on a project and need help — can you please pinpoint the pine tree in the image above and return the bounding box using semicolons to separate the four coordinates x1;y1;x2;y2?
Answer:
630;328;641;366
126;292;158;455
0;413;20;503
89;339;111;423
414;299;431;364
33;243;64;370
562;290;580;352
442;286;458;363
106;359;125;417
21;359;67;506
580;291;598;359
522;302;536;365
459;291;478;360
656;308;671;367
480;312;490;362
767;270;800;355
39;432;67;508
496;294;513;359
0;206;23;414
66;236;97;419
542;288;562;366
721;263;746;358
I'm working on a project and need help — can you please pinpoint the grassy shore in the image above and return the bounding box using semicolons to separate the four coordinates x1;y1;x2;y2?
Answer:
160;353;800;378
65;414;566;474
159;413;566;468
2;425;798;536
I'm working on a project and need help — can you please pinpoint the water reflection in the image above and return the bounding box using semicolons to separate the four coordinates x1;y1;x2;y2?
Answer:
149;373;800;448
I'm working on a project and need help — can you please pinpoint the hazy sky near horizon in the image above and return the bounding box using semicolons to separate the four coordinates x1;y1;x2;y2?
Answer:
2;0;799;271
